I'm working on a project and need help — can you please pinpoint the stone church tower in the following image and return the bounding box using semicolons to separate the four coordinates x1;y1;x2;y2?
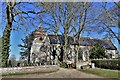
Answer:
30;24;51;65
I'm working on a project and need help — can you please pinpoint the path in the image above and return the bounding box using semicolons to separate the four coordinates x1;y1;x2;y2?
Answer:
2;68;103;78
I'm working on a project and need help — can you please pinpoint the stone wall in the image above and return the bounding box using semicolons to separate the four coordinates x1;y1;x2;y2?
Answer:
0;65;59;75
30;36;52;65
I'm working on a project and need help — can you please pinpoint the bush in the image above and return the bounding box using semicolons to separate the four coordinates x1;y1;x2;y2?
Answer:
91;59;120;70
89;43;106;59
60;62;68;68
71;63;76;69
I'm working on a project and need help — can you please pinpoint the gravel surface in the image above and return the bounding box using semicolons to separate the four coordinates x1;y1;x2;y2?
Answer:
2;68;103;78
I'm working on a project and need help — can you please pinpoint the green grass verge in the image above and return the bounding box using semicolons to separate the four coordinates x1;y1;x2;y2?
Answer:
1;69;59;77
80;68;120;78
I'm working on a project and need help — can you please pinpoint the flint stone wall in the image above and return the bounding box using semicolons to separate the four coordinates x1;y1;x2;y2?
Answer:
0;65;59;75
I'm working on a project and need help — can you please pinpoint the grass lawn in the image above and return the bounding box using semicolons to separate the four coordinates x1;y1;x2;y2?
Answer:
80;68;120;78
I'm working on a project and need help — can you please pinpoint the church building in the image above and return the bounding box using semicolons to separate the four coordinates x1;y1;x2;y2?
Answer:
30;25;117;66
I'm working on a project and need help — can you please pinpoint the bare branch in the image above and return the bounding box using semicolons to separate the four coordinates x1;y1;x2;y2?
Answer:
14;10;45;17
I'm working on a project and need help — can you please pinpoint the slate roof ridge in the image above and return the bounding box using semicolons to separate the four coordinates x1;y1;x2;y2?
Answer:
47;34;117;50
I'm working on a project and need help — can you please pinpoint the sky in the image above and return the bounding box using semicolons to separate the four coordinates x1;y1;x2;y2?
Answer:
0;2;120;60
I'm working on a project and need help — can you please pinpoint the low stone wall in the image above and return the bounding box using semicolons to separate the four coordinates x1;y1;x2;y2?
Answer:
0;65;59;75
76;61;91;69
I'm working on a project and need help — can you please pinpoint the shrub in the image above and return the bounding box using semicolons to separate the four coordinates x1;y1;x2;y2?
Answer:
91;59;120;70
71;63;76;69
89;43;106;59
60;62;68;68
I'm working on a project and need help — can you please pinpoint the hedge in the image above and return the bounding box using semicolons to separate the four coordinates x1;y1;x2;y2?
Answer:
60;62;76;69
91;59;120;70
60;62;68;68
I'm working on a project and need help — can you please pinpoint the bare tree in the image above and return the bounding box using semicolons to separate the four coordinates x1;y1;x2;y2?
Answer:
114;2;120;8
72;2;92;64
1;2;44;67
96;2;120;44
39;2;98;64
39;2;79;62
39;3;71;62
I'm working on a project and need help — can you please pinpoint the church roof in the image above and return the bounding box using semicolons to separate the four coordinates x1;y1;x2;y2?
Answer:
33;25;116;50
48;35;117;50
48;34;64;44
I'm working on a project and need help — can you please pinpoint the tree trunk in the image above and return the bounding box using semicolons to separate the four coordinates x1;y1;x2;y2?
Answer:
76;36;81;69
2;27;11;67
28;51;30;65
63;30;68;62
118;40;120;45
1;3;13;67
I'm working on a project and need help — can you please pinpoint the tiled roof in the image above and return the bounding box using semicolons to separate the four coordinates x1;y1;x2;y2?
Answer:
48;35;117;50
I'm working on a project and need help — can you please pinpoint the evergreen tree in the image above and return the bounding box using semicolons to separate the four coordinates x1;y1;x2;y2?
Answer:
89;43;106;59
18;32;35;64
